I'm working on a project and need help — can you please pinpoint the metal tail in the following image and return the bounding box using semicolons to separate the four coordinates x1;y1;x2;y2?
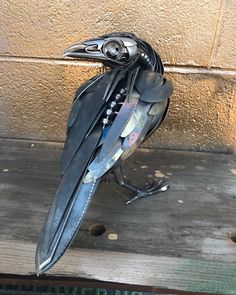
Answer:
36;178;101;274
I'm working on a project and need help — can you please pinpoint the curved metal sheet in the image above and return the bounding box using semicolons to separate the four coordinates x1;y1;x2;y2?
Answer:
141;78;173;102
120;102;144;137
143;98;170;142
36;179;101;274
121;113;153;160
68;74;106;128
83;139;123;183
135;71;173;103
36;126;103;274
99;89;140;159
149;100;168;116
60;71;124;175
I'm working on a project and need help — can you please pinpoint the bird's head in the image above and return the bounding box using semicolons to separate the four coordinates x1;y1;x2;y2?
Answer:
63;32;140;67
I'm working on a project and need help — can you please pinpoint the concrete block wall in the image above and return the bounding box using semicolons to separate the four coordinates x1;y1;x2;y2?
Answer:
0;0;235;152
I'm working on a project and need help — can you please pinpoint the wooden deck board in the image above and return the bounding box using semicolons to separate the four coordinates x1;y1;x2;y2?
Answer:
0;138;236;294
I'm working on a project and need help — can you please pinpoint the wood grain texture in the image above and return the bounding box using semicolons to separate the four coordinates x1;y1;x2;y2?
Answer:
0;240;236;294
0;138;236;294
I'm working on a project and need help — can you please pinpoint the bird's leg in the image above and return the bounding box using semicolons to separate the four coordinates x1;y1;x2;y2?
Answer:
113;166;169;205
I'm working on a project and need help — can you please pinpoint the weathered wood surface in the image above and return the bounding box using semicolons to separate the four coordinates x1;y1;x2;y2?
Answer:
0;138;236;294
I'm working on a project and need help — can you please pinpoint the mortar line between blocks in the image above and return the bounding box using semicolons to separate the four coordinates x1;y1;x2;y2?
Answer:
0;55;235;76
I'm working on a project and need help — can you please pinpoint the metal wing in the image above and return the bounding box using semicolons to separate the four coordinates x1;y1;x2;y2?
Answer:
36;69;127;273
82;69;173;184
82;96;153;183
135;70;173;141
61;68;126;174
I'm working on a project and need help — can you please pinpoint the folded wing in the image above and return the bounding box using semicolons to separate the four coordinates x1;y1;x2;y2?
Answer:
36;69;173;274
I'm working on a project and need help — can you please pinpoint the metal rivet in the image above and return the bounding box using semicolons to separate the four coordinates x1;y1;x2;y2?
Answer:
110;101;116;108
102;118;109;125
106;109;113;116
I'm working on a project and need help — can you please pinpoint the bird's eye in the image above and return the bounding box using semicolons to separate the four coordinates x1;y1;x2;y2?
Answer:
103;40;123;60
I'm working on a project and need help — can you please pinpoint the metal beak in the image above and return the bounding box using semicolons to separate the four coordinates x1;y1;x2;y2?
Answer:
63;38;107;61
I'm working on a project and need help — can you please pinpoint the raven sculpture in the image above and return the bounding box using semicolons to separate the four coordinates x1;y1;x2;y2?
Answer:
36;32;173;274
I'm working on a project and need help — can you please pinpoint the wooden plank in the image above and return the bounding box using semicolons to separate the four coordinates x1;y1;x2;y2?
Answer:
0;240;236;295
0;138;236;294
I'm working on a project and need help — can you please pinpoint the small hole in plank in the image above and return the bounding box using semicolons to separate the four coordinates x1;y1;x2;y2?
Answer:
89;224;106;236
230;233;236;243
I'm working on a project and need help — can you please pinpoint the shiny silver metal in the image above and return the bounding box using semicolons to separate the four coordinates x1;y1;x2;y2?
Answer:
36;32;173;275
64;35;138;67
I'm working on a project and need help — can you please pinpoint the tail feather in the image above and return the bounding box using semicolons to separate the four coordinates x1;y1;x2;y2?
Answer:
36;179;101;274
36;126;102;274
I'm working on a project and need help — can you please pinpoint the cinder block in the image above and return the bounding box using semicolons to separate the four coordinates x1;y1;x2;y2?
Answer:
0;0;221;66
0;61;100;141
211;0;236;69
144;72;236;153
0;61;235;152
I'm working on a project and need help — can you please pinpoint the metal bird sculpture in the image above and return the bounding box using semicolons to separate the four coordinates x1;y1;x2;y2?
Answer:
36;32;173;274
